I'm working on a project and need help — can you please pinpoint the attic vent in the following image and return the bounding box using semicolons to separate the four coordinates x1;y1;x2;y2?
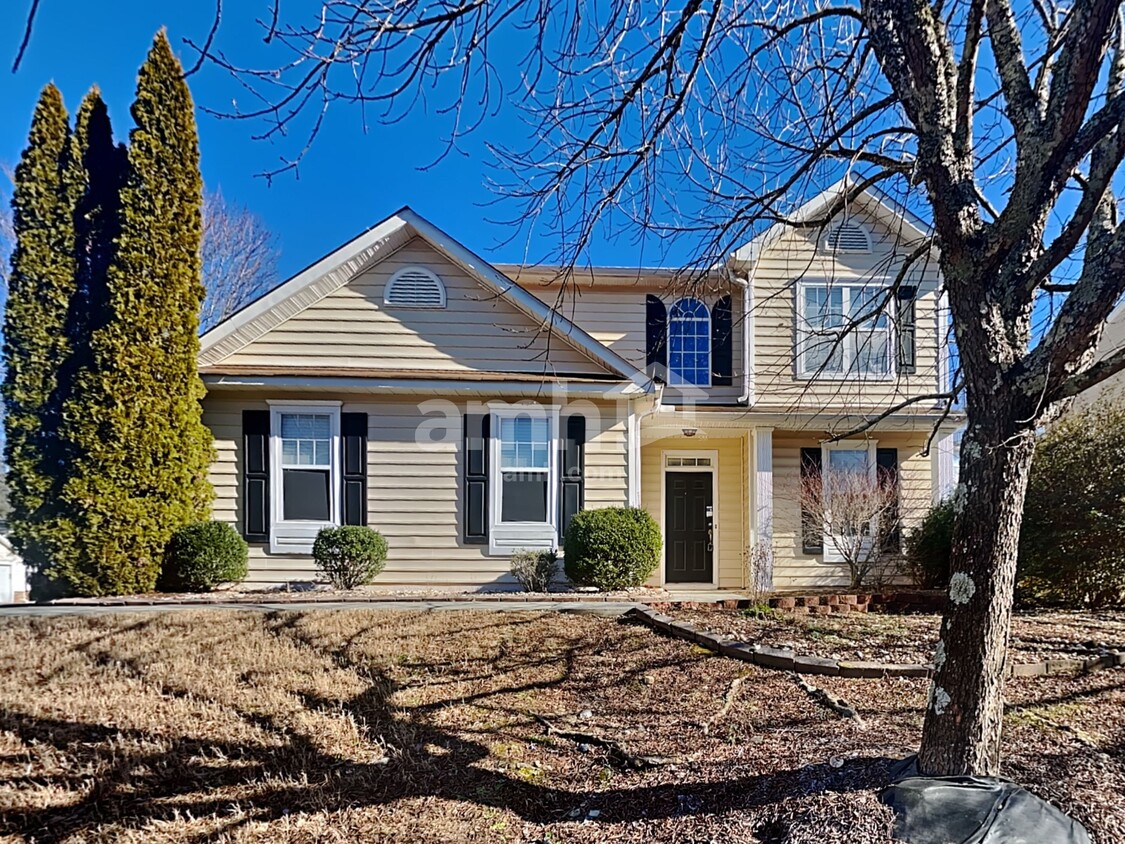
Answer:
822;220;872;254
384;266;447;308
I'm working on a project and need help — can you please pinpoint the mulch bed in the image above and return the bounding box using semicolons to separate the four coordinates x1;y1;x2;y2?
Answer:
669;608;1125;666
0;610;1121;842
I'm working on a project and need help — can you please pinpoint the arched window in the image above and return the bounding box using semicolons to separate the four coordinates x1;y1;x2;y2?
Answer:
668;298;711;386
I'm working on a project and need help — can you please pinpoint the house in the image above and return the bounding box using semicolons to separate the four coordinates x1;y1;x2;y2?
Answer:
1073;301;1125;410
0;533;28;603
199;181;959;591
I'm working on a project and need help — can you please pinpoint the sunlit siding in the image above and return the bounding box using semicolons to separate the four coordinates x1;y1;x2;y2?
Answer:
203;393;630;587
770;430;934;590
220;238;611;376
751;205;944;413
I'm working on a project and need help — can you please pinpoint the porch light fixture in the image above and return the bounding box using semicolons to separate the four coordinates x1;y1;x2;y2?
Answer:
682;427;698;438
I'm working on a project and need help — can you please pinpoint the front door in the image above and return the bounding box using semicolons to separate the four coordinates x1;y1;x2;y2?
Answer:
665;471;714;583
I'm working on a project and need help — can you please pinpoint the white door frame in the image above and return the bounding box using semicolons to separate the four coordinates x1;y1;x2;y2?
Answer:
660;449;720;588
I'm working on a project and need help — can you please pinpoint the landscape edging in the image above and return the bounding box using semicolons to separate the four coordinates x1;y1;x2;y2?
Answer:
622;606;1125;680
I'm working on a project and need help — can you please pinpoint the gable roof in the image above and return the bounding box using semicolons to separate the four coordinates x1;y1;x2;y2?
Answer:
199;208;652;388
729;177;934;267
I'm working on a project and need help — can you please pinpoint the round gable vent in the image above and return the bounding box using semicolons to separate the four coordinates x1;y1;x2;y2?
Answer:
821;220;872;254
384;266;447;308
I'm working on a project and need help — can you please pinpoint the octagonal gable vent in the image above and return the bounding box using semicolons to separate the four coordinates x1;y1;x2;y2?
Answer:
383;266;447;308
821;220;872;254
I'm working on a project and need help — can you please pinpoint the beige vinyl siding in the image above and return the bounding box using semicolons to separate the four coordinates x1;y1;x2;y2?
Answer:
1075;305;1125;409
527;282;746;403
221;238;612;377
640;435;749;589
770;430;933;590
203;392;630;587
752;206;944;413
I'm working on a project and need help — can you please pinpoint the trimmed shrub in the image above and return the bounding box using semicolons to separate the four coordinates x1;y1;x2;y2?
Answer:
510;549;558;592
161;521;248;592
313;526;388;589
563;507;661;591
904;498;954;589
1019;399;1125;607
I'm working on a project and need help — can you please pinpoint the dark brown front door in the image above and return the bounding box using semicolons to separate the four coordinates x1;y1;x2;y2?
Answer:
665;471;713;582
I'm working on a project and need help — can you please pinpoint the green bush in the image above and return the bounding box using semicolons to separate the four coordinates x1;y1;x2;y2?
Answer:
563;507;661;591
510;548;558;592
905;498;954;589
313;526;388;589
1019;399;1125;607
161;521;248;592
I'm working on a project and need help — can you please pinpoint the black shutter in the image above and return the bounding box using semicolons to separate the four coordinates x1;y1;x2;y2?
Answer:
463;414;490;544
800;447;823;554
646;294;667;378
558;414;586;542
242;410;270;543
896;286;917;374
711;294;733;386
877;447;901;551
341;412;368;526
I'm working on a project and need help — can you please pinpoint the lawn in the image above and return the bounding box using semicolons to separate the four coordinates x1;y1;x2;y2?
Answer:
0;609;1121;843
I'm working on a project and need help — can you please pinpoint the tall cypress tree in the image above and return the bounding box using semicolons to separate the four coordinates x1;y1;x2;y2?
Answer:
2;84;80;587
33;88;127;595
60;32;213;595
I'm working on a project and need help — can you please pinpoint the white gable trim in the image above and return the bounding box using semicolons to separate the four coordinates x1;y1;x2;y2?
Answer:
199;208;652;389
729;177;934;268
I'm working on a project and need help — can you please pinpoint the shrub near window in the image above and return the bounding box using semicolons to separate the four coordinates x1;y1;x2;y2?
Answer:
313;526;388;589
563;507;661;591
905;498;954;589
161;521;249;592
510;549;558;592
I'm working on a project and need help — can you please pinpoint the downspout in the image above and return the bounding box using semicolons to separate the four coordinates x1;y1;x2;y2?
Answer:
735;260;757;406
627;385;664;508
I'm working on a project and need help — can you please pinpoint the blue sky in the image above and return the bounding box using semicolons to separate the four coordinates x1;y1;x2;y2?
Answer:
1;1;645;279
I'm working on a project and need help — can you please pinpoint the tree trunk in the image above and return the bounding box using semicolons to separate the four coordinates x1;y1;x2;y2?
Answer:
917;411;1036;776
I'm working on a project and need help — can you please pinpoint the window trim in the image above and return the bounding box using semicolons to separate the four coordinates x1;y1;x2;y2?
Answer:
796;281;895;381
667;297;712;388
267;401;342;554
819;439;877;564
487;404;560;556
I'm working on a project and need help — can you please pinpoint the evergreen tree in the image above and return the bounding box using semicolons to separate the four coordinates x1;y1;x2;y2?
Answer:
2;84;80;588
33;88;127;595
60;32;213;595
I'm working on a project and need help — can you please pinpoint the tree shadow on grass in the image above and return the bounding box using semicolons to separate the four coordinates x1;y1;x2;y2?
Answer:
0;611;900;842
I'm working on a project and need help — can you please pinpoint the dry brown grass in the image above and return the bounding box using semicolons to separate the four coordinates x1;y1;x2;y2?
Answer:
0;609;1121;843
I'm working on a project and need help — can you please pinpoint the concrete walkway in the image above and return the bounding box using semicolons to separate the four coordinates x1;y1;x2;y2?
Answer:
0;599;645;619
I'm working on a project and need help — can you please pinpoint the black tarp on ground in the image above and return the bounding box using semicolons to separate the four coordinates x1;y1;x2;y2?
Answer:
880;758;1091;844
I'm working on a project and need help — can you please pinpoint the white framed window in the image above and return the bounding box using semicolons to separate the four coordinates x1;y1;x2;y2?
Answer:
820;440;877;564
668;297;711;387
383;266;447;308
797;283;892;379
268;402;341;554
488;404;559;555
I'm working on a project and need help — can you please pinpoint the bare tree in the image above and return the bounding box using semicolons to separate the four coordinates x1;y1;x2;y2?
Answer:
799;461;899;589
201;189;279;331
10;0;1120;776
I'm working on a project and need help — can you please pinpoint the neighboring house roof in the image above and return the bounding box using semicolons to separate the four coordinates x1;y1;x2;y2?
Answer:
729;177;934;267
199;207;653;390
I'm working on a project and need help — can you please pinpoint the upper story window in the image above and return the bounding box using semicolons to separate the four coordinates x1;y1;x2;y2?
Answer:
668;297;711;387
821;220;873;254
798;283;891;379
384;266;447;308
